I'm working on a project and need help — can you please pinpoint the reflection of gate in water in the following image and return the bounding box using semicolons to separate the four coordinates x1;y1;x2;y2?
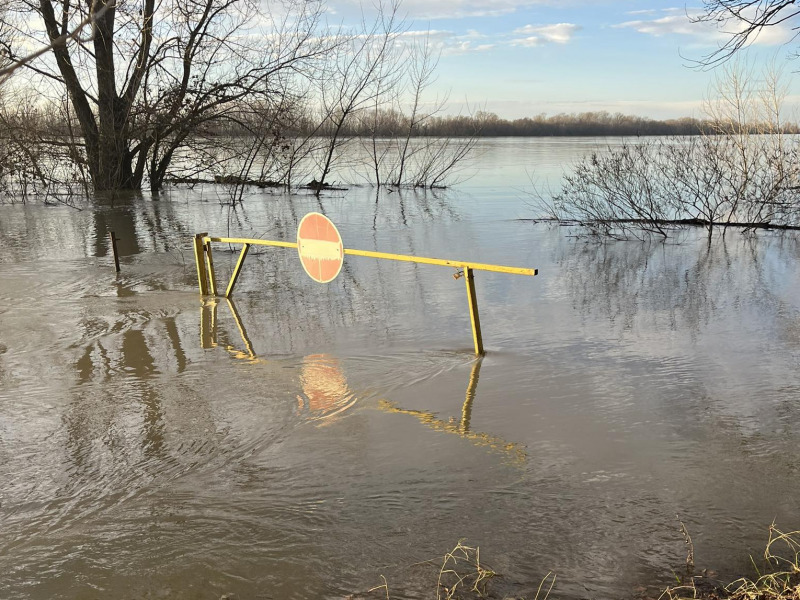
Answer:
200;297;255;360
200;298;357;423
379;359;526;464
200;300;524;455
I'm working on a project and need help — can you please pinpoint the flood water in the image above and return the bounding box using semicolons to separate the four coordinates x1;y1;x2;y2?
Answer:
2;138;800;599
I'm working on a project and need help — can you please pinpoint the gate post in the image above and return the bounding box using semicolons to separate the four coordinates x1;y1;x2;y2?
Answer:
193;233;209;295
464;267;484;356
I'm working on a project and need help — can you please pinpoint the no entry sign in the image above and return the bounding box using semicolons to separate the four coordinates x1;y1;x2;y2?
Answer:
296;212;344;283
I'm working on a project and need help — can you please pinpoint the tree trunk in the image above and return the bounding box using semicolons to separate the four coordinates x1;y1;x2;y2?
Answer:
92;0;136;190
40;0;138;192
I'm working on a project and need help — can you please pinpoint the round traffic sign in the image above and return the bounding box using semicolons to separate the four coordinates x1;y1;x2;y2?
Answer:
296;212;344;283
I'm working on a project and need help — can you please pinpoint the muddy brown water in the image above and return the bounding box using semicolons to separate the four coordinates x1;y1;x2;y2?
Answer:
1;139;800;599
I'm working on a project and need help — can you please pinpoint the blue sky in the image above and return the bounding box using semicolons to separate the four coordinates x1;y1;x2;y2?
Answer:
332;0;800;119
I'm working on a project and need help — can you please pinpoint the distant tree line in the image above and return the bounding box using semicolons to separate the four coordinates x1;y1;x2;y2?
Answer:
201;108;800;138
337;110;768;138
6;104;799;141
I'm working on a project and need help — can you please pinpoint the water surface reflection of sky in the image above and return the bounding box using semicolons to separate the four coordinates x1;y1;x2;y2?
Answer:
1;140;799;599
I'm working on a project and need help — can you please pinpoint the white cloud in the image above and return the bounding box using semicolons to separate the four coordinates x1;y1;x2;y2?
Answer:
615;9;795;47
625;7;684;17
462;29;489;40
398;29;453;38
440;38;496;55
333;0;551;20
615;14;710;38
392;28;495;56
511;36;544;48
513;23;581;44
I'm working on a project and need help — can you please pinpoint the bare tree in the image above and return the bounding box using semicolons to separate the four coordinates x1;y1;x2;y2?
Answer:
702;60;800;230
0;5;11;77
388;32;443;187
0;0;117;86
354;34;483;190
0;89;88;204
310;2;405;192
5;0;331;192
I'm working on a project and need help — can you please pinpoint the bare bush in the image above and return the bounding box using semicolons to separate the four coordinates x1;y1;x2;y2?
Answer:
0;91;88;205
541;64;800;239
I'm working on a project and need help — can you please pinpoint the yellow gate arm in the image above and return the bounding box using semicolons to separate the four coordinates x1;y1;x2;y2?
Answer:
194;234;538;356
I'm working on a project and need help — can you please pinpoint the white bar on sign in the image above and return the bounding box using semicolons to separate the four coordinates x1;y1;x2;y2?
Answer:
300;239;341;261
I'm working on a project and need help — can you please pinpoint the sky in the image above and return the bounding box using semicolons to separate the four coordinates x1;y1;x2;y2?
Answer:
329;0;800;120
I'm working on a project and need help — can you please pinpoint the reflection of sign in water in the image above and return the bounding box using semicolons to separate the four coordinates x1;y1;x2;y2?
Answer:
296;212;344;283
297;354;357;423
200;302;358;422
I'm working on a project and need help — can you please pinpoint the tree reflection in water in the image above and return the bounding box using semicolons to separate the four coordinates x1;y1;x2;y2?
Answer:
551;230;800;340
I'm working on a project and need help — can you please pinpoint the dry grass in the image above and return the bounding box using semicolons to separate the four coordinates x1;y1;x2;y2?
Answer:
663;524;800;600
359;524;800;600
360;540;555;600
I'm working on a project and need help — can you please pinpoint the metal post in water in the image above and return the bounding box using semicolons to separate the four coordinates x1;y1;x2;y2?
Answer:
225;243;250;298
464;267;484;356
108;230;120;273
193;233;209;295
204;241;218;296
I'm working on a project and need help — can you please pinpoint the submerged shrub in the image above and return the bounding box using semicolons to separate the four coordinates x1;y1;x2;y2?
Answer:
544;134;800;240
543;64;800;240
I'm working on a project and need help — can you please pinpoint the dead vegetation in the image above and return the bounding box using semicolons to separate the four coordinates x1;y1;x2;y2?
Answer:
347;540;554;600
664;524;800;600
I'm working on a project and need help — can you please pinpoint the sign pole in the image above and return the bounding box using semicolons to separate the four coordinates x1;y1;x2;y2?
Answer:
464;267;484;355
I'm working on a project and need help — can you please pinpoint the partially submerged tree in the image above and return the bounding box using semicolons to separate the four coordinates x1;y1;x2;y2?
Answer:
1;0;485;198
6;0;331;191
310;2;405;192
388;32;442;187
0;90;90;204
353;33;484;189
